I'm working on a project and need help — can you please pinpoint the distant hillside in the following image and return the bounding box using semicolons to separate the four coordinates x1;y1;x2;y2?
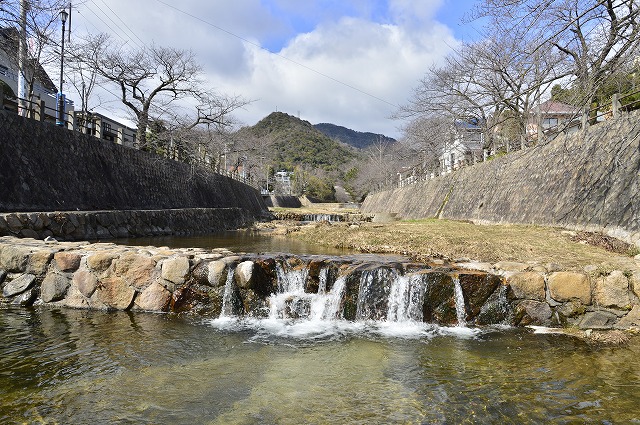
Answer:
242;112;357;172
314;123;397;149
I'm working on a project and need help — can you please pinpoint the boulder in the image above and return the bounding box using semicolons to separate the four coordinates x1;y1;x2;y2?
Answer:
26;250;54;276
459;272;502;319
54;252;82;272
96;276;135;310
630;270;640;300
0;246;30;272
11;287;38;306
548;272;591;304
514;300;552;326
111;252;156;289
135;282;171;311
161;256;190;285
2;273;36;297
614;305;640;329
507;272;546;301
578;310;618;330
73;269;99;298
594;270;630;308
235;261;255;289
86;251;120;273
41;272;71;302
207;260;227;287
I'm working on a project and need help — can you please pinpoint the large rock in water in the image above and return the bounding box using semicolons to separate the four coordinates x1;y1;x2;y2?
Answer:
135;281;171;311
507;272;546;301
96;276;135;310
2;273;36;297
41;272;71;302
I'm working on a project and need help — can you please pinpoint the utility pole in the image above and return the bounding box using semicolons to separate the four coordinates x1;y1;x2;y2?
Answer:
17;0;28;117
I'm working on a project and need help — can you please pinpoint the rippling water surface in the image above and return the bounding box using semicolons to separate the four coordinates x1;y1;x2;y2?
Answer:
2;305;639;424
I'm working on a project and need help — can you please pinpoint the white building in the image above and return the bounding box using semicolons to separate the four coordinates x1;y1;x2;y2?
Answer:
440;119;485;172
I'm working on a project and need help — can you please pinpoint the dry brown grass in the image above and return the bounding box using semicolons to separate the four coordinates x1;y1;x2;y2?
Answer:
284;217;638;271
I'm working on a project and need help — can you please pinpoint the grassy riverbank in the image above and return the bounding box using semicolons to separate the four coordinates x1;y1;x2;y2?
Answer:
268;213;639;272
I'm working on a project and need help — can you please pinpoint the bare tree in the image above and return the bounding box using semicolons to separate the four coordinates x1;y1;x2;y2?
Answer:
475;0;640;109
73;33;249;148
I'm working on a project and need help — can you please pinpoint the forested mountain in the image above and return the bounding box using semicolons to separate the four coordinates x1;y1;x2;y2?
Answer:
242;112;358;172
314;123;397;149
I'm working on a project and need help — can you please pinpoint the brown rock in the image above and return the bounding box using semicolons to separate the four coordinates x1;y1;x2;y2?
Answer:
54;252;82;272
86;251;120;273
26;250;54;276
630;270;640;300
41;272;71;302
507;272;546;301
595;270;630;308
112;252;156;289
73;269;99;298
135;282;171;311
96;276;135;310
548;272;591;304
161;256;190;285
0;246;30;272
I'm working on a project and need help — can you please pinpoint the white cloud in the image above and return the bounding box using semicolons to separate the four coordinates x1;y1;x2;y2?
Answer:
72;0;460;138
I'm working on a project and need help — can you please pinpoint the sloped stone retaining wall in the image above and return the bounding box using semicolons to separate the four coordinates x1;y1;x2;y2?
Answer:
0;208;255;241
362;112;640;246
2;236;639;330
0;110;268;217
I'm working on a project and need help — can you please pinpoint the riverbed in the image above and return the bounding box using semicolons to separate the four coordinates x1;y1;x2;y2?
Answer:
2;305;639;424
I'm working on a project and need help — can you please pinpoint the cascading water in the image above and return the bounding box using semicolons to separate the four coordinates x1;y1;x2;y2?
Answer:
452;275;467;327
220;267;236;317
386;273;427;322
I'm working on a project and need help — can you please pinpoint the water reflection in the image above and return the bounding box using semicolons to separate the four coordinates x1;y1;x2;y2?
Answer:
108;230;350;255
1;305;640;424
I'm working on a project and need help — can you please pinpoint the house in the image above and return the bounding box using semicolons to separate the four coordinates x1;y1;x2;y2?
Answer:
527;100;581;139
440;119;485;172
0;27;71;116
73;111;137;148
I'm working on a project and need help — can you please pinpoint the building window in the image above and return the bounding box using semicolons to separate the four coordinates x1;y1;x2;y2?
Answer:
542;117;558;128
0;65;7;76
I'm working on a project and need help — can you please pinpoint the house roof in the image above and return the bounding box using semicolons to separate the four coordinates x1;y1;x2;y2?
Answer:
0;27;58;93
531;100;580;115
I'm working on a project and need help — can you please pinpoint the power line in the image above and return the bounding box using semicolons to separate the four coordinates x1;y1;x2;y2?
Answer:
96;0;146;47
153;0;399;108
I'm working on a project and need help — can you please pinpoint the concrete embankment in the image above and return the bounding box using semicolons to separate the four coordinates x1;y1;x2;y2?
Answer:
2;236;640;330
362;112;640;246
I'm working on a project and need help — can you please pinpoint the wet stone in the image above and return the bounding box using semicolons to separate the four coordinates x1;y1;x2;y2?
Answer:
41;272;71;303
2;273;36;297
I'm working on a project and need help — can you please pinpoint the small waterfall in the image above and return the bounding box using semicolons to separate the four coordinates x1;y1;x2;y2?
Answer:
356;268;397;321
309;276;346;320
386;273;426;322
275;261;308;293
220;267;236;317
303;214;341;222
452;276;467;327
318;267;329;294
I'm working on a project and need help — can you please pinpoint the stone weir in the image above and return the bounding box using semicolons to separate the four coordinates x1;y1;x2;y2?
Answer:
1;236;640;330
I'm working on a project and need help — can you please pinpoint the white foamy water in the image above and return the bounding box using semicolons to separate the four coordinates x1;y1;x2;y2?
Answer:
452;276;467;327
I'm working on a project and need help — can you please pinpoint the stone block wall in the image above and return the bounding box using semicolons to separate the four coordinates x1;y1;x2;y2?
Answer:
0;110;267;217
362;112;640;246
2;236;639;330
0;208;255;241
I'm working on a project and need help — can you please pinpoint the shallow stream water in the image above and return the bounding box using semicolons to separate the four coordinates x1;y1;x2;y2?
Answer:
2;305;639;424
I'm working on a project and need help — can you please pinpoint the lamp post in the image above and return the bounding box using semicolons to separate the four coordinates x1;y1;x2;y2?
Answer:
56;8;69;127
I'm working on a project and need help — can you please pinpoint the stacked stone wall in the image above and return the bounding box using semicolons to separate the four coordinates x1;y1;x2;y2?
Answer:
362;112;640;246
2;236;639;330
0;111;267;217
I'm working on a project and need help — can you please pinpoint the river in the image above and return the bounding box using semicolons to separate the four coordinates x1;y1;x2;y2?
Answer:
2;304;639;424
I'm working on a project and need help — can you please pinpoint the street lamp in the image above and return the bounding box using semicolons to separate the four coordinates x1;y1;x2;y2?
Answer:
56;8;68;127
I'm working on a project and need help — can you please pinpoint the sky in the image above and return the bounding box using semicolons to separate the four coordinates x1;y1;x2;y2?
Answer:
70;0;481;139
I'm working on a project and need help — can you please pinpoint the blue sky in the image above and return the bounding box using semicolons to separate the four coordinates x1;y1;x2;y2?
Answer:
71;0;482;138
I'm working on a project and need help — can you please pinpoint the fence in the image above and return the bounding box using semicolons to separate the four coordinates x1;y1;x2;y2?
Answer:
0;90;260;191
379;91;640;193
